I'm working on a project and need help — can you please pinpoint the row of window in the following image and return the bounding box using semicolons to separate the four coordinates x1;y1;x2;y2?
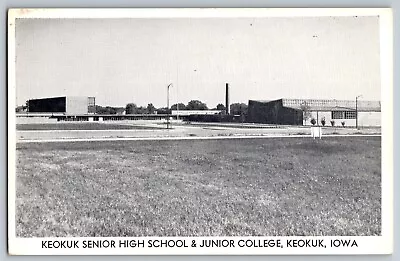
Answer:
331;111;356;119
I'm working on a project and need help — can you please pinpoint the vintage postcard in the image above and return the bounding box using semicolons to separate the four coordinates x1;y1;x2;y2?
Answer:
8;8;393;255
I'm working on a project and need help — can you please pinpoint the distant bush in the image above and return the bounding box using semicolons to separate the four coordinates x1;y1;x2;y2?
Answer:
183;114;242;123
310;118;316;125
330;120;335;127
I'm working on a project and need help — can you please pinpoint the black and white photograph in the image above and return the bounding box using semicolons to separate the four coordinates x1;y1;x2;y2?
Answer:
7;8;393;255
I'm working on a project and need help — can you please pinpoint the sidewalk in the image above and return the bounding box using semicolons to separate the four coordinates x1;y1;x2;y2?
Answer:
16;124;381;142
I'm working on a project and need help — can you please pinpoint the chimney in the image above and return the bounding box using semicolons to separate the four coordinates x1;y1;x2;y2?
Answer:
225;83;230;115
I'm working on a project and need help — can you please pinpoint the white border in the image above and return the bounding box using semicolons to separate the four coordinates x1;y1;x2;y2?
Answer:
7;8;393;255
6;8;395;18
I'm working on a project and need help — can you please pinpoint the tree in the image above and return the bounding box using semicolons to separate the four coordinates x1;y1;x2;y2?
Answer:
15;105;27;112
95;105;124;114
230;103;248;116
216;103;226;111
126;103;138;114
136;106;147;114
147;103;156;114
300;101;312;125
171;103;186;110
186;100;208;110
157;107;170;114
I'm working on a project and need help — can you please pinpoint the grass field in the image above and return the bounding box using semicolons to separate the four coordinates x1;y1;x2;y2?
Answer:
15;137;381;237
16;123;162;131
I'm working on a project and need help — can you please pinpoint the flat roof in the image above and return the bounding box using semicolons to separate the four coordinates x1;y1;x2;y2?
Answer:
28;96;94;101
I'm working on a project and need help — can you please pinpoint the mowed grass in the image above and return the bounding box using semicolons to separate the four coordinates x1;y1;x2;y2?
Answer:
17;123;161;131
15;137;381;237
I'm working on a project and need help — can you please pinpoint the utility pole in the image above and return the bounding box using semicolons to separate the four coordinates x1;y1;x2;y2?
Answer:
176;65;179;121
356;95;363;129
167;83;172;129
176;102;179;121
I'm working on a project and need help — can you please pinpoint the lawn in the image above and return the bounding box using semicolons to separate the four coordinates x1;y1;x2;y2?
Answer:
15;137;381;237
16;123;161;131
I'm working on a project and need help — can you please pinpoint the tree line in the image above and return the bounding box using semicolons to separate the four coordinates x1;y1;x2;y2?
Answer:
124;100;211;114
124;100;248;115
95;100;248;115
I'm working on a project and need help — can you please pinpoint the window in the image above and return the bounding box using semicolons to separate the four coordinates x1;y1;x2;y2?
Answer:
344;111;356;119
331;111;356;119
332;111;343;119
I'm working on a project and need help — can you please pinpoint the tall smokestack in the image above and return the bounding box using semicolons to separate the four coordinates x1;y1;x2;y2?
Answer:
225;83;230;115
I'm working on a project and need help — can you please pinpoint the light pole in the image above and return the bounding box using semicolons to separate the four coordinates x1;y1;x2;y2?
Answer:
167;83;173;129
176;102;179;121
356;95;363;129
176;65;179;121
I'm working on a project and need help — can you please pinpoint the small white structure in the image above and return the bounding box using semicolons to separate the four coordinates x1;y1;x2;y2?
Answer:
311;126;322;139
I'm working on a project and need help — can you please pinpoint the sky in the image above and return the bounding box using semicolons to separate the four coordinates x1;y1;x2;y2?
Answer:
15;16;381;108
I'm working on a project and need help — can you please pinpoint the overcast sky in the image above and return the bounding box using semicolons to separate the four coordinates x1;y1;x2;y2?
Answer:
15;16;380;108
